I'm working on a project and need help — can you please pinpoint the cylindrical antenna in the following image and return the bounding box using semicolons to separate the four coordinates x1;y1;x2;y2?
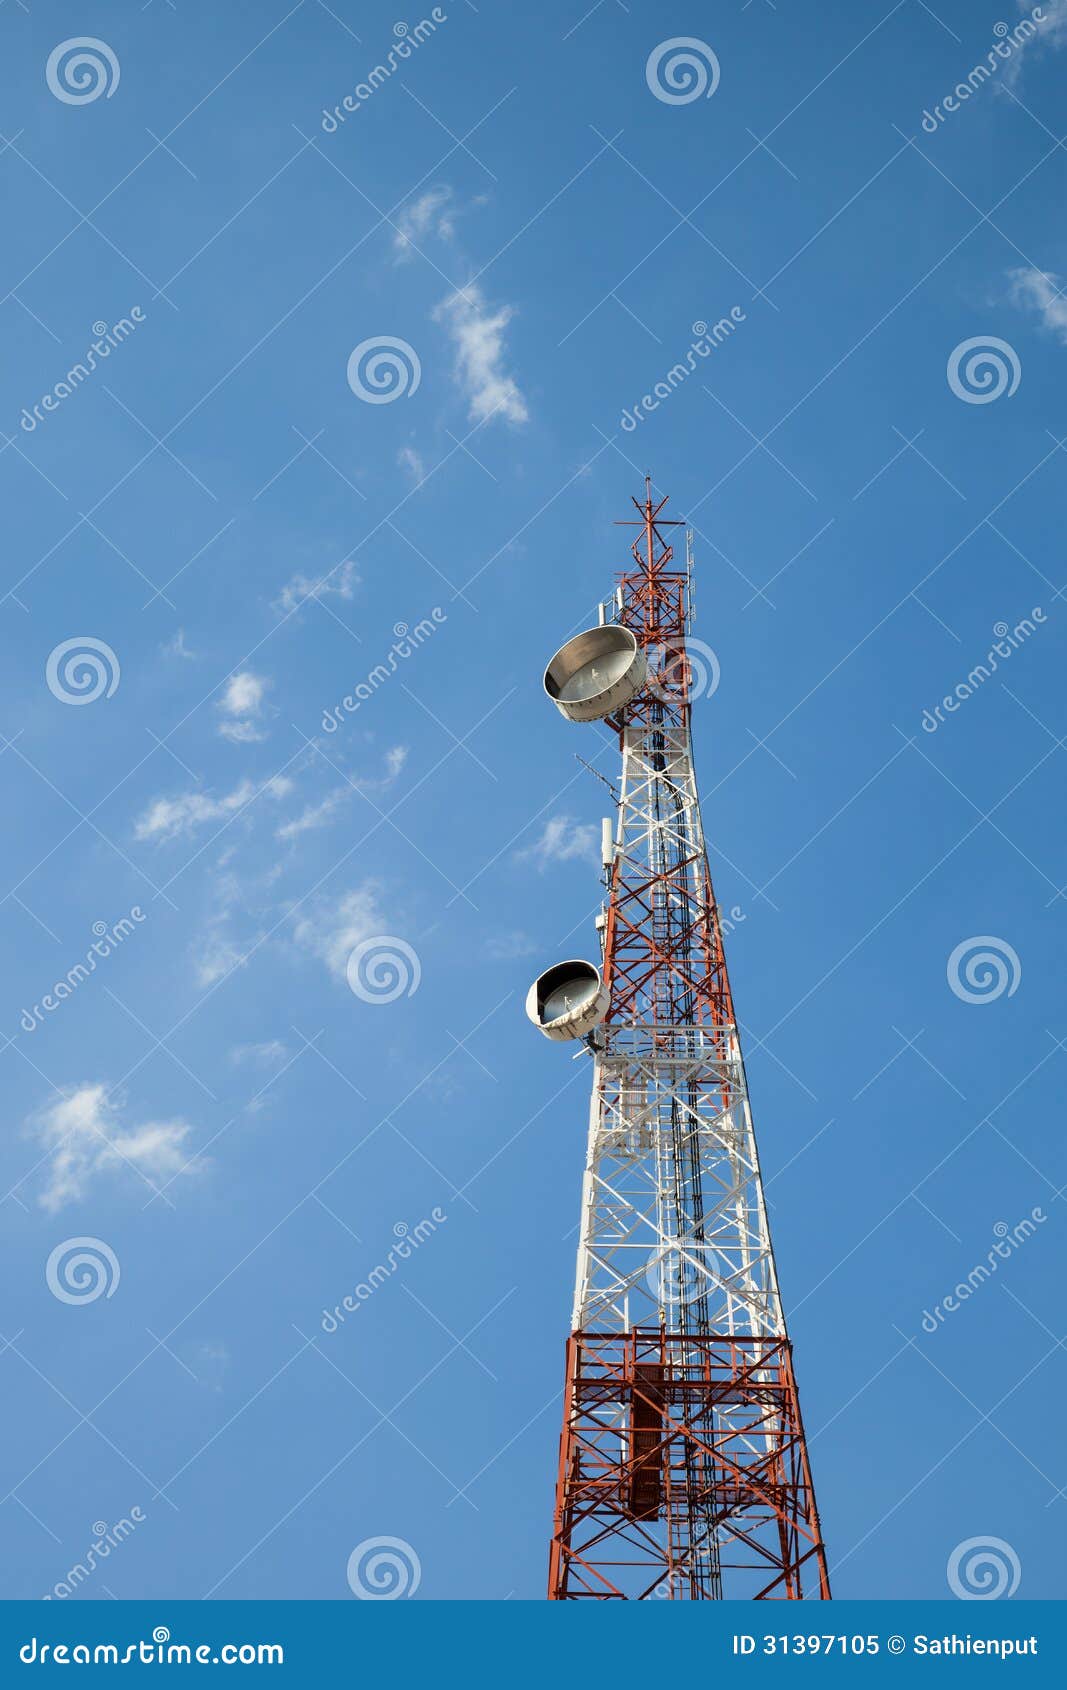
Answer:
600;817;614;868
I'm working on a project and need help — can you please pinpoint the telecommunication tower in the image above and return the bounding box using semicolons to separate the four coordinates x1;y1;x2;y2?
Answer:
526;481;830;1601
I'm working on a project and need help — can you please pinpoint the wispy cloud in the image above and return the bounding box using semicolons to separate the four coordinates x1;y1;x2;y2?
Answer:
393;186;455;261
272;559;359;616
26;1083;195;1211
193;921;247;988
189;1339;230;1392
1008;266;1067;342
292;883;385;981
1007;0;1067;83
433;283;528;426
217;671;270;743
276;787;351;841
163;628;196;660
397;444;425;482
187;853;271;987
275;747;408;841
135;775;294;843
231;1041;290;1066
486;929;539;959
517;816;600;872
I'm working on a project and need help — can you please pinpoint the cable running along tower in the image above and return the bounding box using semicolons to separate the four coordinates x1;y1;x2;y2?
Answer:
527;481;830;1601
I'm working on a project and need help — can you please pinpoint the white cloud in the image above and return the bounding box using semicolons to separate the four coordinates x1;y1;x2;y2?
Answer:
433;282;528;425
486;929;539;959
1006;1;1067;82
163;628;196;660
518;816;600;872
397;445;425;482
393;186;455;261
217;671;269;743
276;787;350;841
292;883;384;981
27;1083;195;1211
231;1041;289;1066
135;775;294;843
188;855;267;987
273;559;359;616
193;923;246;988
189;1339;230;1392
1008;266;1067;342
276;749;407;841
224;673;265;713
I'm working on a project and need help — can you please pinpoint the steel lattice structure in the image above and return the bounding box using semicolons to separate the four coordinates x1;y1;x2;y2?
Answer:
544;482;830;1601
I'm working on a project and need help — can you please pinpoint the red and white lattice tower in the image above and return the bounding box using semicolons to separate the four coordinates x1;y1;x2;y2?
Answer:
527;480;830;1601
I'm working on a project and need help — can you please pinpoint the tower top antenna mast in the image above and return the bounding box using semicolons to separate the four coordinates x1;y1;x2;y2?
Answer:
528;478;830;1601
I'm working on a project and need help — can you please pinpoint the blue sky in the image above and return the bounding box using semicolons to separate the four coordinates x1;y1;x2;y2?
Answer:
1;0;1065;1603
